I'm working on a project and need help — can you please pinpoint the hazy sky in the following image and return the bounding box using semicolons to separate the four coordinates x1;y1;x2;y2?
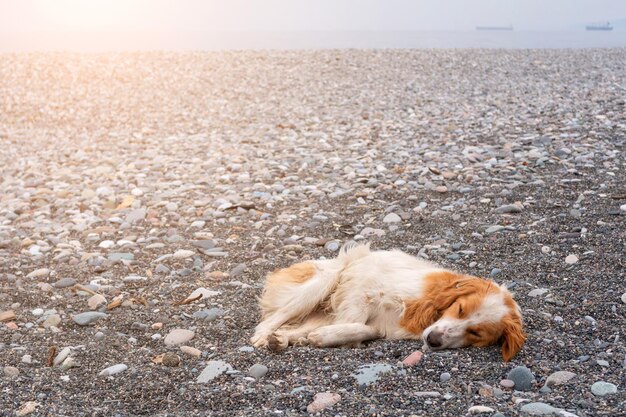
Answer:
1;0;625;32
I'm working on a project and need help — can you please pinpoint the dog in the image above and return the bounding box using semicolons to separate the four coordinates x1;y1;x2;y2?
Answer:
251;243;525;361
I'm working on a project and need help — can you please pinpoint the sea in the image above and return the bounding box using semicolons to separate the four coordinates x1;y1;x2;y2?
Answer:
1;30;626;52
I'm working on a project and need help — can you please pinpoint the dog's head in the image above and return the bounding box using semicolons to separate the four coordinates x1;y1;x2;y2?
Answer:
402;274;525;361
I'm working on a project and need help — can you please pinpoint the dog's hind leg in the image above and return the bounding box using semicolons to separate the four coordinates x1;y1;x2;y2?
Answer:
267;311;331;351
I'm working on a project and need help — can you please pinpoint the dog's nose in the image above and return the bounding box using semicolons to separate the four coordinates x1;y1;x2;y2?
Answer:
427;331;443;348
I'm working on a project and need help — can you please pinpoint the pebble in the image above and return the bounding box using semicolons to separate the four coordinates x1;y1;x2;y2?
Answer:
72;312;108;326
324;241;340;251
485;225;505;234
591;381;617;396
468;406;494;414
545;371;576;387
196;360;232;383
383;213;402;223
173;249;195;259
4;366;19;377
53;347;72;366
596;360;609;367
494;203;523;213
99;364;128;376
162;353;181;367
507;366;534;391
306;392;341;413
541;246;551;254
164;329;195;346
180;346;201;358
87;294;107;310
193;308;224;321
520;402;561;415
439;372;451;383
16;401;39;416
565;254;579;264
53;278;76;288
528;288;549;297
621;293;626;304
248;363;268;379
402;350;423;366
499;379;515;389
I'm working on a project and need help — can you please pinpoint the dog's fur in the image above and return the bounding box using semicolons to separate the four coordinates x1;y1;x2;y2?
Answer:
251;244;525;361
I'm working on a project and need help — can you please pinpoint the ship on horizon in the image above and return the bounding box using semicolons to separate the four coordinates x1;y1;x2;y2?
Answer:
586;22;613;31
476;25;513;31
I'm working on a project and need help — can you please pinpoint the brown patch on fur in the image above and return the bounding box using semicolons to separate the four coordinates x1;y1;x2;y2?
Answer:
267;263;316;286
399;271;465;335
400;271;504;339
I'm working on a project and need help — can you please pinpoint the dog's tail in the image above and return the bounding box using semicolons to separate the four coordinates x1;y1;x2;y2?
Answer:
336;241;371;266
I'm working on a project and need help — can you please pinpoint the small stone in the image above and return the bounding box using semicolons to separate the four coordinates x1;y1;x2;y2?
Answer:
528;288;549;297
440;372;451;383
125;208;146;223
196;360;232;383
162;353;181;367
620;293;626;304
16;401;39;416
4;366;19;377
507;366;534;391
239;346;254;352
490;268;501;277
591;381;618;396
87;294;107;310
164;329;195;346
360;227;386;237
248;363;268;379
306;392;341;413
173;249;195;259
500;379;515;389
596;359;609;367
545;371;576;387
53;278;76;288
383;213;402;223
435;185;448;193
60;357;79;371
485;225;505;234
402;350;423;366
565;254;578;264
26;268;50;279
229;263;247;277
183;288;220;303
541;246;551;254
494;203;523;214
53;347;72;366
193;308;224;321
180;346;201;358
99;364;128;376
322;240;339;251
72;312;108;326
468;406;495;414
520;402;561;415
0;310;16;322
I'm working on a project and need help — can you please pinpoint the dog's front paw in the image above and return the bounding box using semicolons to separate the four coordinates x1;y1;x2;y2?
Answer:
307;330;325;347
250;332;270;348
267;332;289;352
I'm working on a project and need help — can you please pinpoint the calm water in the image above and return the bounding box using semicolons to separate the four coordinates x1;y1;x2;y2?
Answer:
2;30;626;51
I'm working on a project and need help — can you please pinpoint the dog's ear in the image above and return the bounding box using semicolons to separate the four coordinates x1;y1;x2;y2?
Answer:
501;315;526;362
399;299;442;335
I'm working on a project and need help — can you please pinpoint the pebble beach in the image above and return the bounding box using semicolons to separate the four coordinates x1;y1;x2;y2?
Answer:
0;49;625;416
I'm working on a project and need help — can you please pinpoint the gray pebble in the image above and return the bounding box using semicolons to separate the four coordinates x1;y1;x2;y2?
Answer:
72;312;108;326
248;363;269;379
590;381;617;396
53;278;76;288
439;372;451;383
506;366;534;391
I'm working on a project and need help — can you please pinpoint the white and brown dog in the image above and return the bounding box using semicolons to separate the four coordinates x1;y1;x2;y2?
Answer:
251;243;525;361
